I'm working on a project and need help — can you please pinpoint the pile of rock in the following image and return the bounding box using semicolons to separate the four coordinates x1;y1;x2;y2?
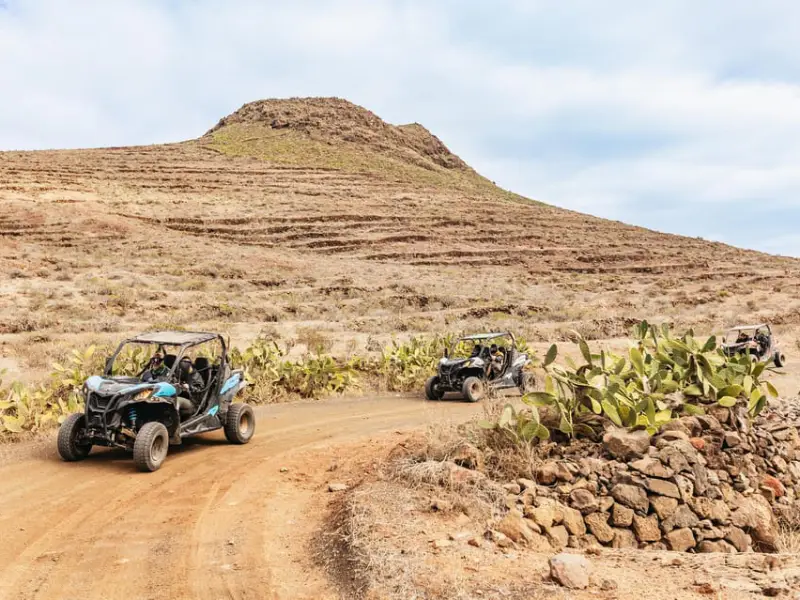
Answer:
487;403;800;554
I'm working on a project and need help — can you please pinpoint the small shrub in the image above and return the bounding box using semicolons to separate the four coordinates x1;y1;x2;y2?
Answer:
296;327;333;355
261;308;281;323
777;508;800;553
178;279;208;291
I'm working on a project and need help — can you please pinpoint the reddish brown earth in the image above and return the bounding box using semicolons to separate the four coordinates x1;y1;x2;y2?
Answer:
3;98;800;599
0;395;482;600
3;396;797;600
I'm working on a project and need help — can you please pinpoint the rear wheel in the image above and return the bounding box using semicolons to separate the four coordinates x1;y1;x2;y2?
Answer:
774;352;786;367
57;413;92;462
225;403;255;444
425;376;445;401
518;371;536;394
462;376;485;403
133;422;169;472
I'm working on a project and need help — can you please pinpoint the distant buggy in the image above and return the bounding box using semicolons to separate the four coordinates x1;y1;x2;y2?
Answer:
57;331;255;472
425;332;534;402
721;324;785;367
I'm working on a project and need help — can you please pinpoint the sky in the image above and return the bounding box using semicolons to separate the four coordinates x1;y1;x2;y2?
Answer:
2;1;800;256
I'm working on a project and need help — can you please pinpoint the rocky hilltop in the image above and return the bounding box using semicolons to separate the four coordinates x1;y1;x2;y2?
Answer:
207;97;472;172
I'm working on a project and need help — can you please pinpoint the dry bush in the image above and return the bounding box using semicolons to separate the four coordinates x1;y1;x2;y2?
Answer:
475;400;545;481
12;337;93;370
0;315;53;334
105;290;138;313
323;482;476;600
391;459;504;515
295;326;333;354
777;508;800;553
177;279;208;291
260;307;282;323
334;483;429;599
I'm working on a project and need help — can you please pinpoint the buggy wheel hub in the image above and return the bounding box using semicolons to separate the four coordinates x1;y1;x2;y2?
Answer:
239;411;253;435
150;433;167;463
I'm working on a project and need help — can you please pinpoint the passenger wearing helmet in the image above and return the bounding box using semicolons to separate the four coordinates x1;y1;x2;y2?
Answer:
142;349;169;382
176;356;205;413
488;344;504;379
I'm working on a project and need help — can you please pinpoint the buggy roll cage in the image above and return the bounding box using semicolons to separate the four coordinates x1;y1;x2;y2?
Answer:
723;324;771;341
445;332;517;357
102;331;230;415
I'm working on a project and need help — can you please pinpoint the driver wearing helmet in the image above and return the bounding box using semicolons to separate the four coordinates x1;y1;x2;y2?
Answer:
142;349;169;382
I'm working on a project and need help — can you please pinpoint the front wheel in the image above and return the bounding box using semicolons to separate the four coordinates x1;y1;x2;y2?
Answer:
774;352;786;367
133;422;169;472
225;403;255;444
462;376;485;403
57;413;92;462
518;371;536;394
425;376;445;401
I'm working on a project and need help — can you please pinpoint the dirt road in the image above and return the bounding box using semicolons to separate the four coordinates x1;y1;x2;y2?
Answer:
0;394;482;600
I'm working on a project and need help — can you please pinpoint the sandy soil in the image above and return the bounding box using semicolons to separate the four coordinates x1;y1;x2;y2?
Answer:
3;393;797;600
0;394;481;600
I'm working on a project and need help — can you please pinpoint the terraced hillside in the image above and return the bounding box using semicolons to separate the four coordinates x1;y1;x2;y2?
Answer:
2;97;799;381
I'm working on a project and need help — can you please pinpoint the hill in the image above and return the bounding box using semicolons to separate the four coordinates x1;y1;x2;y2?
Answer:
1;97;799;380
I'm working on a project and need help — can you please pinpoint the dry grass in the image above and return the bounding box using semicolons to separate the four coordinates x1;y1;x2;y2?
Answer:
3;96;800;390
327;480;549;600
295;326;334;355
391;459;504;514
334;483;436;600
777;508;800;553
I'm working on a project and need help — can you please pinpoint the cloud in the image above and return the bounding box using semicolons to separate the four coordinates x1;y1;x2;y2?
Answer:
2;1;800;255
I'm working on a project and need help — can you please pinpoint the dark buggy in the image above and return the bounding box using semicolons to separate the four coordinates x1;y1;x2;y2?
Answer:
57;331;255;472
721;324;785;367
425;332;535;402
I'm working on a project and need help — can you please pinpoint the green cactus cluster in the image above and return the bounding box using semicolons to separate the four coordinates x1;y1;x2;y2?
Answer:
376;334;457;391
0;321;778;441
230;338;358;401
0;345;151;436
482;321;780;443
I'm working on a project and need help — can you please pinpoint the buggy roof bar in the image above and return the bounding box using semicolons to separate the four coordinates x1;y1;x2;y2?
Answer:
459;332;514;341
126;331;220;346
726;324;769;331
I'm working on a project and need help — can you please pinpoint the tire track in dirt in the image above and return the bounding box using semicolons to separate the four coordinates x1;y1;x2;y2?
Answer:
0;395;482;600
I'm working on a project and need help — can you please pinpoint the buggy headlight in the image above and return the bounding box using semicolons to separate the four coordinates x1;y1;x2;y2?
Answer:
463;360;472;368
133;389;154;401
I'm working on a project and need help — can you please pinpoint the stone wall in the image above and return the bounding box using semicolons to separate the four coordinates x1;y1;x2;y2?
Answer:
489;403;800;553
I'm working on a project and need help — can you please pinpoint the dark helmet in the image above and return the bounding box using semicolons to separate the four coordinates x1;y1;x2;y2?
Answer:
490;343;498;353
178;356;194;378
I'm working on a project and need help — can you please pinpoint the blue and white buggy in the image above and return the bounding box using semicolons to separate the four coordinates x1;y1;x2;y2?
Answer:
57;331;254;472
